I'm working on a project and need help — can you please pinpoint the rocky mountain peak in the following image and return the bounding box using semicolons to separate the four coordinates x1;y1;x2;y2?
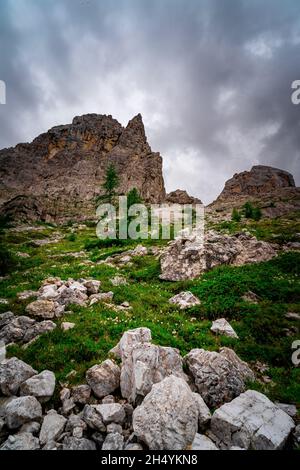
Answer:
0;113;165;222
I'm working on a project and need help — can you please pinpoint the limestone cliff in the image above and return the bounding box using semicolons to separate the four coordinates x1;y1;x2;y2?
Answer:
0;113;166;222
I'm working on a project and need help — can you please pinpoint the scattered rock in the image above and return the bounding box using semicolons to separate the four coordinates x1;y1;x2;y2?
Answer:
125;443;144;450
133;375;199;450
19;370;55;403
83;280;101;295
39;410;67;445
211;318;239;339
0;314;56;345
61;322;75;331
20;420;41;435
169;291;200;309
110;276;128;286
82;405;106;432
242;291;260;303
0;357;37;395
102;432;124;450
62;436;96;450
210;390;295;450
184;347;254;408
89;292;114;305
285;312;300;321
71;385;91;404
5;396;43;429
86;359;120;399
107;423;123;434
191;433;219;450
132;245;148;256
17;290;37;300
25;299;64;319
97;403;125;425
0;432;40;450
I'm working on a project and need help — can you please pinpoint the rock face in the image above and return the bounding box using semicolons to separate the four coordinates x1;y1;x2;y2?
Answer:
160;230;277;281
210;390;295;450
216;166;295;201
133;375;199;450
0;114;166;222
184;347;255;408
165;189;202;205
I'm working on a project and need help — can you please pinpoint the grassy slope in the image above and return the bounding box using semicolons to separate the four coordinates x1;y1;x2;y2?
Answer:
0;217;299;411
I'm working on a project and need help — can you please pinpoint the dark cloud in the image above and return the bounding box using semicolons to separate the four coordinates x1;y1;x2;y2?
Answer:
0;0;299;203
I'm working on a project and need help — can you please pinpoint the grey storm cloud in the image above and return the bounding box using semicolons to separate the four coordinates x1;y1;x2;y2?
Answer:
0;0;299;203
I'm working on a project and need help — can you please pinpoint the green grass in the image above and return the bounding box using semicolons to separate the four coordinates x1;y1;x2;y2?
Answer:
0;221;299;410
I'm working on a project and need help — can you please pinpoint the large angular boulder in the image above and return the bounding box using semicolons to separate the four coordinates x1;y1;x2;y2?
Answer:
133;375;199;450
39;410;67;445
210;390;295;450
160;230;277;281
20;370;56;403
120;342;186;404
86;359;120;399
0;357;37;395
110;327;152;359
184;347;254;408
4;396;43;429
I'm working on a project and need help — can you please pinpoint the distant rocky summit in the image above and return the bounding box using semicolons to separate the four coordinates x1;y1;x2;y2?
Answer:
0;114;166;222
216;165;295;201
209;165;300;218
165;189;202;205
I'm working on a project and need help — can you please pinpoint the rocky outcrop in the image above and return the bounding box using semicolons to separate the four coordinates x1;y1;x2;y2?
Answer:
110;327;186;404
0;114;166;223
216;165;295;201
160;230;278;281
165;189;202;205
209;166;300;219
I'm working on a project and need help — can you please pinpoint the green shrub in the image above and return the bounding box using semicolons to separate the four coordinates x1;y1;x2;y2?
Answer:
0;245;18;275
67;233;76;242
231;208;241;222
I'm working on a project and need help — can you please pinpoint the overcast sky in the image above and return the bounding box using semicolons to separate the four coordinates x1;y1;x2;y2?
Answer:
0;0;299;203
